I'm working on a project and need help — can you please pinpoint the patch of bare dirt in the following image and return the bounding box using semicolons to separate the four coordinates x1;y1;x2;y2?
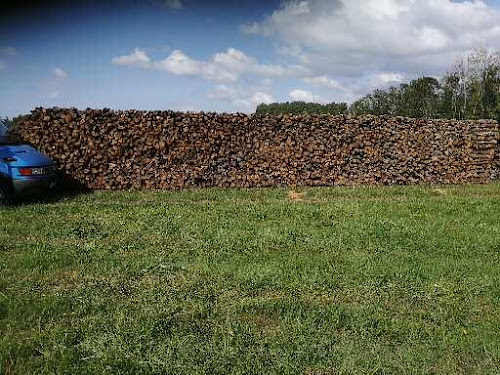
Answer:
288;190;306;202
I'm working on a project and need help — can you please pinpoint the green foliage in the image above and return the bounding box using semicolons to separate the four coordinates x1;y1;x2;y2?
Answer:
444;49;500;120
350;77;441;118
351;49;500;120
1;185;500;374
257;50;500;120
256;101;348;115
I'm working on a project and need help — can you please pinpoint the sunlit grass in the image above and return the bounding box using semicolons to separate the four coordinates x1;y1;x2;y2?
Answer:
1;184;499;374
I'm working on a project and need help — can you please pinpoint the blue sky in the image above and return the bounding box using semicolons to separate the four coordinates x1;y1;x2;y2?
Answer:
2;0;500;117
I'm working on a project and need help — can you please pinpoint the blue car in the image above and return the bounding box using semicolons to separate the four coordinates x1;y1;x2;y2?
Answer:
0;121;57;204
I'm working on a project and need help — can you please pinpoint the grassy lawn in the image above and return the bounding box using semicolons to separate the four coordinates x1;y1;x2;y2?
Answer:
1;184;499;374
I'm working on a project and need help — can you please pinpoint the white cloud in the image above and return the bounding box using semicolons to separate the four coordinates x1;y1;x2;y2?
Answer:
0;47;17;56
208;84;275;111
249;92;275;105
261;78;273;86
289;89;327;103
0;47;17;72
207;84;239;101
42;68;69;99
53;67;68;78
165;0;183;10
111;48;152;68
159;50;204;76
369;73;404;88
157;48;304;81
233;92;276;110
113;47;306;82
243;0;500;76
278;44;303;58
303;75;342;89
48;90;59;98
112;0;500;108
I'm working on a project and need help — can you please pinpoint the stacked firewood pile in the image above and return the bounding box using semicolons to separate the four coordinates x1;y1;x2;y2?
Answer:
11;108;499;189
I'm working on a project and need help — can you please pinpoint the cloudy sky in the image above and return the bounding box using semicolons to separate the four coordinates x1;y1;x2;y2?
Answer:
1;0;500;116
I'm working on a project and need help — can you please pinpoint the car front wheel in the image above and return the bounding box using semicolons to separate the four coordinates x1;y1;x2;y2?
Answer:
0;181;13;205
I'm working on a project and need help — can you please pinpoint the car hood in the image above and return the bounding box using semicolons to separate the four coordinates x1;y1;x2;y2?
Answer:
0;144;54;167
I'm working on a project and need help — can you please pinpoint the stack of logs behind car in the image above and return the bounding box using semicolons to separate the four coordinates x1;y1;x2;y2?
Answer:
9;107;499;192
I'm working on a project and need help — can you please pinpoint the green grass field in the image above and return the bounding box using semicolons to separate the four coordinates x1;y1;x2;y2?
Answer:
1;185;499;374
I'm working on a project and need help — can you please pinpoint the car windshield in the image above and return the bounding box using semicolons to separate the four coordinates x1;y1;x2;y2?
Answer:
0;122;13;144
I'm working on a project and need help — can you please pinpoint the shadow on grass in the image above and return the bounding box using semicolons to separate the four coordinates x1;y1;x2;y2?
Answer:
16;172;93;205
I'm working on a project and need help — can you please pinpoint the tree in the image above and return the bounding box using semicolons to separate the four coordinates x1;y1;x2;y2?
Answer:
350;50;500;121
404;77;440;118
258;49;500;120
350;76;440;118
439;48;500;120
256;101;348;115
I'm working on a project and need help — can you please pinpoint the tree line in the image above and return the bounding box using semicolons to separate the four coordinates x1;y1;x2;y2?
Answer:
257;49;500;121
256;101;348;115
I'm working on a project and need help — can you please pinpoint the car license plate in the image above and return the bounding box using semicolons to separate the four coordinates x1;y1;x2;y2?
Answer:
31;168;45;175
